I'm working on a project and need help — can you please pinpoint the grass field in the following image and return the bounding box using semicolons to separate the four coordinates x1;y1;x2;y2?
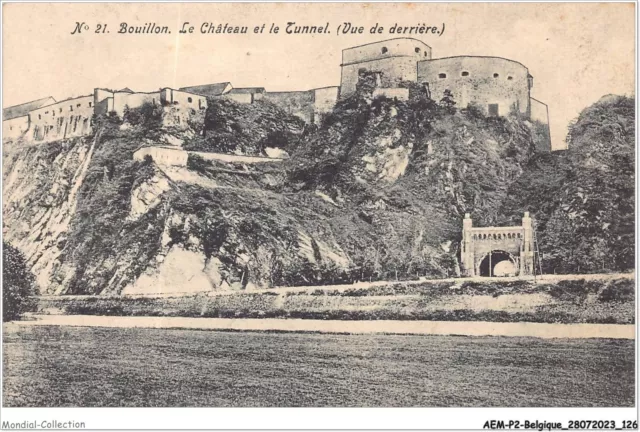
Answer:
3;325;634;407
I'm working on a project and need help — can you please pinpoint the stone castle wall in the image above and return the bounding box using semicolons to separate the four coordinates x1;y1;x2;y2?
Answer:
133;146;284;167
417;56;532;117
3;38;552;149
161;88;208;110
113;91;162;116
223;93;254;104
263;90;316;123
263;86;340;124
3;115;29;140
342;38;431;65
530;97;549;125
340;38;432;98
28;95;94;142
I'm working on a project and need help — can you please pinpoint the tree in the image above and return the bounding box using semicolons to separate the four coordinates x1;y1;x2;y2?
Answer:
3;241;37;321
439;89;457;114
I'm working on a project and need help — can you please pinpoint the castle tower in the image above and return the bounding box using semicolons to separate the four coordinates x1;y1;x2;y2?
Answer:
339;38;432;98
417;56;532;118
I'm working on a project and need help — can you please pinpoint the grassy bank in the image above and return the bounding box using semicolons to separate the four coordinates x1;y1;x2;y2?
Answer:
34;277;635;324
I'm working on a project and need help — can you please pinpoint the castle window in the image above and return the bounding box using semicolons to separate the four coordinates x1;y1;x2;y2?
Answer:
45;111;49;114
438;73;447;79
461;71;469;77
59;108;62;113
381;47;388;54
507;76;513;81
493;73;499;78
77;103;81;108
415;47;421;54
187;97;193;103
38;114;41;120
89;102;92;107
70;105;73;112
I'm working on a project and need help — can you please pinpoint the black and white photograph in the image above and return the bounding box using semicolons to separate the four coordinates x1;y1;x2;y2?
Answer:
0;1;637;428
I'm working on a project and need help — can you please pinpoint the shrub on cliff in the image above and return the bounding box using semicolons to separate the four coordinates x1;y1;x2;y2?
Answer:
3;241;37;321
122;102;163;130
183;97;305;155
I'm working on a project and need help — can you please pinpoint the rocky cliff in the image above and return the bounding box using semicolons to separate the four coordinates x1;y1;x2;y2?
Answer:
500;95;635;274
3;85;633;295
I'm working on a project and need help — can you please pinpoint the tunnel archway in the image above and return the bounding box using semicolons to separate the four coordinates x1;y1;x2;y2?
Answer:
478;250;517;277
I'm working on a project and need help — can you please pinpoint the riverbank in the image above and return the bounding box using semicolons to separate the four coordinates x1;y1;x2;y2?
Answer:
33;275;635;324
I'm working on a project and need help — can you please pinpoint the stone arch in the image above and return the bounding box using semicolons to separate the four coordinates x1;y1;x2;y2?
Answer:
477;250;518;277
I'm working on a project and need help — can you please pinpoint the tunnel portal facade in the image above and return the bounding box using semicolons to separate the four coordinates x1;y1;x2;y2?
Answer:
460;212;535;277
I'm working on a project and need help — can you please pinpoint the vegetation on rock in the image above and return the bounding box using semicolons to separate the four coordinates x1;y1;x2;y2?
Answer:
501;95;635;274
3;241;37;321
182;97;306;155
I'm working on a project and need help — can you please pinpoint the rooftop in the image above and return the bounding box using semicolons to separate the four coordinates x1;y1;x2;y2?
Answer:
3;96;56;120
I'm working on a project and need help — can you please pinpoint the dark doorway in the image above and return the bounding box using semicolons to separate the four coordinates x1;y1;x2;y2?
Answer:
488;103;499;117
479;251;515;277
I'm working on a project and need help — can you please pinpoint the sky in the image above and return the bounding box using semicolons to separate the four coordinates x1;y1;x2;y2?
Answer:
2;3;636;149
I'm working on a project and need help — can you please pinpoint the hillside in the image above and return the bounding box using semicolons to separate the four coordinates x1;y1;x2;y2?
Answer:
500;95;635;274
2;82;633;295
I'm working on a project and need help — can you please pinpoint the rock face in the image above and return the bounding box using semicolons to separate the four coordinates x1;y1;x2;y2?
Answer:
128;170;171;221
121;246;223;295
3;91;631;295
2;103;353;295
2;137;96;292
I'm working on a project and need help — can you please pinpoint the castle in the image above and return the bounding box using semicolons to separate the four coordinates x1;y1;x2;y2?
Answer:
2;37;551;149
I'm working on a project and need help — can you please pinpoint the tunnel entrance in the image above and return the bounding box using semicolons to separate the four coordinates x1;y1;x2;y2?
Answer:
479;250;516;277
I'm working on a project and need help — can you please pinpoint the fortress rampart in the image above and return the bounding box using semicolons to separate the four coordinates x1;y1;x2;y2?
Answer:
3;37;552;150
3;115;30;140
417;56;532;117
263;86;339;124
340;38;432;97
28;95;94;142
133;145;284;167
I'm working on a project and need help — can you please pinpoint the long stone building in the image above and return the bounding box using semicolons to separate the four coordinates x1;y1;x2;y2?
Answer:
2;37;552;149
